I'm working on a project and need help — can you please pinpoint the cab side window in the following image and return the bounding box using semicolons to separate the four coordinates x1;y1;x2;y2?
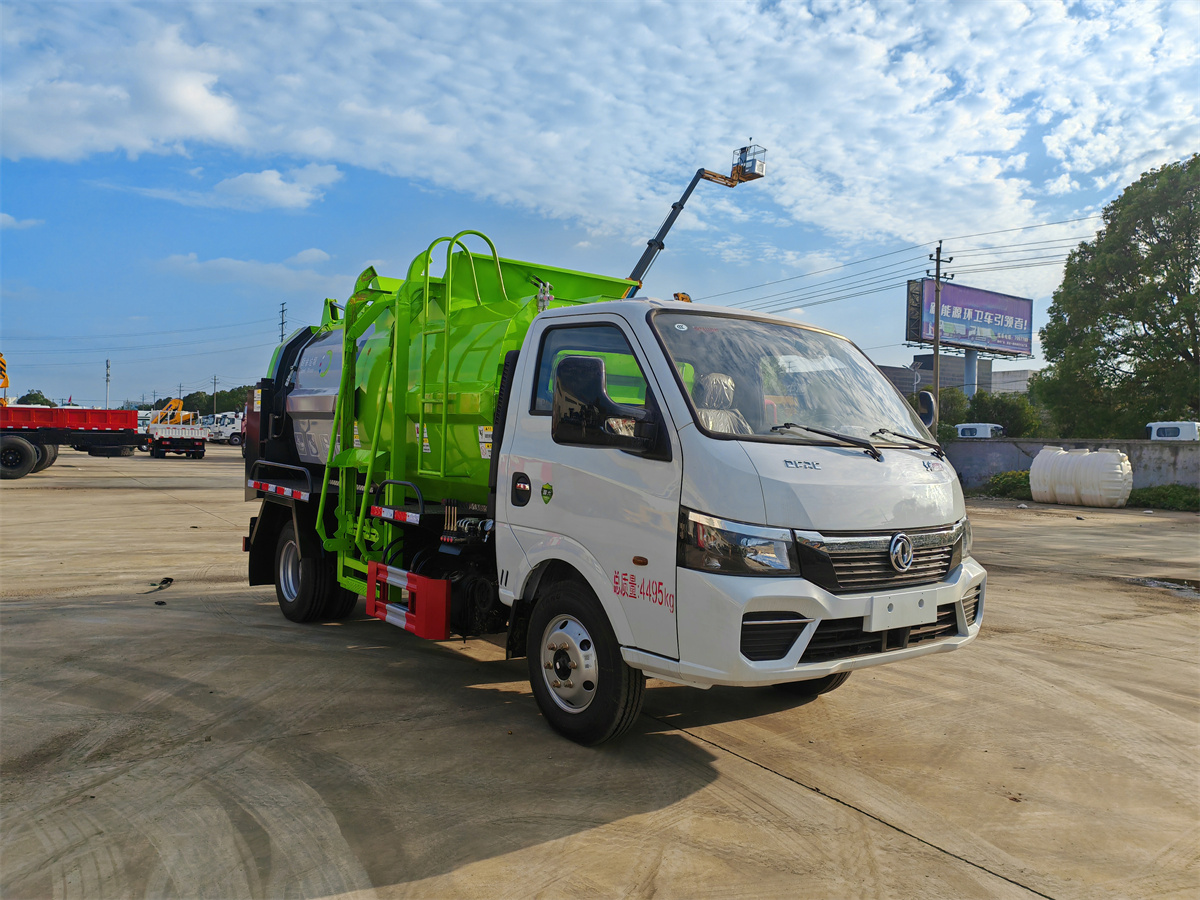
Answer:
532;325;649;414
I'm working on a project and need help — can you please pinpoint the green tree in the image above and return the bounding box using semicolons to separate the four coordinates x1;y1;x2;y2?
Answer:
1037;154;1199;438
16;389;56;407
967;391;1042;438
178;386;253;415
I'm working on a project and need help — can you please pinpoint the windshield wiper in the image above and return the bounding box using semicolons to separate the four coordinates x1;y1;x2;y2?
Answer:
770;422;883;461
871;427;945;459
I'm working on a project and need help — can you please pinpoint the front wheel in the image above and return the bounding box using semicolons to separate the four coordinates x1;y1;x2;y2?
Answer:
228;433;242;447
526;580;645;745
1;436;38;479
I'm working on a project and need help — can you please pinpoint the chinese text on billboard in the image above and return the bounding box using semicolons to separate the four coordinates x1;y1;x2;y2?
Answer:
906;280;1033;356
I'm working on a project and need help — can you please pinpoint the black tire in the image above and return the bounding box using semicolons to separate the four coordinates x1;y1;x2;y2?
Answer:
324;587;359;621
526;579;645;745
228;433;242;447
138;441;149;452
195;450;205;459
88;446;134;457
1;435;38;479
31;443;59;473
273;520;351;623
774;671;852;698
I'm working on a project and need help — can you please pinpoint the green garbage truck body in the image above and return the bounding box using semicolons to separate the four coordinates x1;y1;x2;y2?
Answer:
281;233;636;509
244;230;985;746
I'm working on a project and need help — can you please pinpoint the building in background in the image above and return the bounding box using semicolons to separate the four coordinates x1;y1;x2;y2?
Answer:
991;369;1034;394
911;354;992;395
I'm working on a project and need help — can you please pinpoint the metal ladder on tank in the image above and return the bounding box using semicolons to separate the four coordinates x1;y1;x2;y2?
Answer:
413;231;508;481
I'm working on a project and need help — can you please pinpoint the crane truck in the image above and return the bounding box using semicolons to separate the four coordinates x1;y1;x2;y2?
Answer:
242;230;986;744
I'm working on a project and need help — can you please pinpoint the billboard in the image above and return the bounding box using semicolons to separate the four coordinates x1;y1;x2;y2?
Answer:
906;279;1033;356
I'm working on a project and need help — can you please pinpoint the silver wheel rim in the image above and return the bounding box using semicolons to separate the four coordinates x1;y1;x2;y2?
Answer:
279;539;301;603
539;614;599;714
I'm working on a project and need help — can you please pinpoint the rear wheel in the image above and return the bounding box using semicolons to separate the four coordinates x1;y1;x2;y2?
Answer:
774;671;852;698
273;520;352;623
526;580;645;745
31;443;59;473
1;436;38;479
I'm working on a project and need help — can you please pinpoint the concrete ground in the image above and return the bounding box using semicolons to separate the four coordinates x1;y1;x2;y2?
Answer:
1;446;1197;899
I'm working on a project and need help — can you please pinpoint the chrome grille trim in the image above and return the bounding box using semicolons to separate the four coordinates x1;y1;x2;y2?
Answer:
795;521;963;593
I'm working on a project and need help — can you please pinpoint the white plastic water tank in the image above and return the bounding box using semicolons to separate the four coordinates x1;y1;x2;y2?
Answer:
1029;447;1063;503
1052;449;1090;506
1028;446;1132;507
1078;448;1133;508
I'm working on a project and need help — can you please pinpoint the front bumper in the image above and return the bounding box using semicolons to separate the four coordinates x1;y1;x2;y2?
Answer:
622;558;986;688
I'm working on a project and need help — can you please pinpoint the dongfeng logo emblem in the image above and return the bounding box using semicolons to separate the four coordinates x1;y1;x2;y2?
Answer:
889;533;914;572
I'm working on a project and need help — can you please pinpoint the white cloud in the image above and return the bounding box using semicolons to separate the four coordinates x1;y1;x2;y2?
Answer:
1;2;1195;247
212;164;342;210
0;213;44;229
104;164;342;210
162;252;350;297
286;248;330;266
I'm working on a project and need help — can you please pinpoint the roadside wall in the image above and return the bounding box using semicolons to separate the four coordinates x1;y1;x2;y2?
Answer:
945;439;1200;489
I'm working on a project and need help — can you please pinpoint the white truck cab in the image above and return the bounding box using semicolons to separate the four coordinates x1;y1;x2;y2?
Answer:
956;423;1005;439
1146;421;1200;441
205;412;245;445
495;300;984;695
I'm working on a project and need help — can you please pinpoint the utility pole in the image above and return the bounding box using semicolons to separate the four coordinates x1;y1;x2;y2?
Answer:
926;241;953;429
105;359;111;409
179;382;183;402
280;303;287;342
213;375;218;415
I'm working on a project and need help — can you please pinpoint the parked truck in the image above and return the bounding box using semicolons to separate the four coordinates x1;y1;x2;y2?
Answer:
203;411;245;445
243;230;985;744
148;422;206;458
1;406;140;478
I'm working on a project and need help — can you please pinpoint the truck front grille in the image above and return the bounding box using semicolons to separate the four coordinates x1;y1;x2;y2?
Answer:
827;544;954;592
740;612;810;661
795;522;963;594
801;603;960;663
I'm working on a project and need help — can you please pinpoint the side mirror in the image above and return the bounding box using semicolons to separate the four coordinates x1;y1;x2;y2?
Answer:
552;356;658;453
916;390;936;428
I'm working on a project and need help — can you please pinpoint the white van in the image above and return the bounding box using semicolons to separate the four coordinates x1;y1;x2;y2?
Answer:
1146;421;1200;441
955;423;1005;439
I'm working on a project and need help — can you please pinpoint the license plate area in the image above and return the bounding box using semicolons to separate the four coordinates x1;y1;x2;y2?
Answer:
864;591;937;632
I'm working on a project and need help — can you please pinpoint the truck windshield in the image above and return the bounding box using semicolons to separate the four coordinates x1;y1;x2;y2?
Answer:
651;310;930;443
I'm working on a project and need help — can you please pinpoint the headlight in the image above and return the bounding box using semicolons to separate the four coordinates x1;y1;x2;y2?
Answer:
679;510;798;575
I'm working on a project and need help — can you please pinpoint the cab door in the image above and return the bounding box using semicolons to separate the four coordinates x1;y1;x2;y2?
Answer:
501;315;682;659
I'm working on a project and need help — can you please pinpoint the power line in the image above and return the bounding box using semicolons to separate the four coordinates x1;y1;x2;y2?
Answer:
693;215;1103;304
15;341;280;369
694;244;932;301
2;317;277;341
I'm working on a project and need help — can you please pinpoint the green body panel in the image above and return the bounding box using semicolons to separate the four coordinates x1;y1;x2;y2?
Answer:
311;231;637;569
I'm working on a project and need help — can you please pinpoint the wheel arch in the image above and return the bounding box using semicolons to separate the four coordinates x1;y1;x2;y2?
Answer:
506;555;634;659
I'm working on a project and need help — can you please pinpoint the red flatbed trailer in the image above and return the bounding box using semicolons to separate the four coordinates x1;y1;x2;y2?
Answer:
1;406;140;479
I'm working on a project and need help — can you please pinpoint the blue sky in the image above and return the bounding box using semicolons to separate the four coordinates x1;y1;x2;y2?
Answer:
2;0;1197;406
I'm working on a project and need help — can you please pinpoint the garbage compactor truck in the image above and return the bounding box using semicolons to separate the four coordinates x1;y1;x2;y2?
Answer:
243;230;985;744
